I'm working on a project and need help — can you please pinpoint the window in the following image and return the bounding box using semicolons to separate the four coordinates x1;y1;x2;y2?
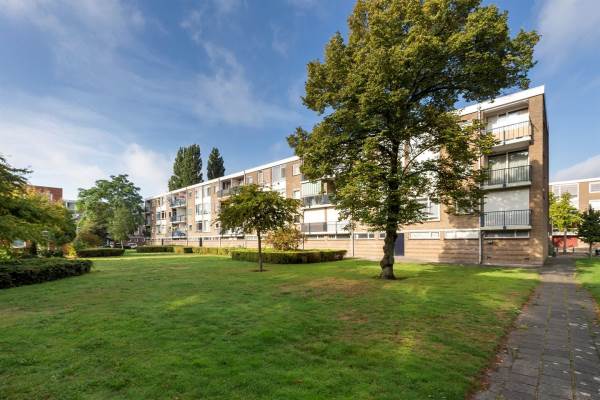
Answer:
247;176;254;184
484;230;529;239
161;211;166;220
272;165;286;182
409;231;440;240
195;204;201;215
292;164;301;176
203;186;211;197
354;232;376;239
293;190;301;199
551;183;578;208
590;182;600;193
156;212;160;220
203;220;210;232
258;170;264;184
590;200;600;211
196;222;202;232
417;198;440;220
445;230;479;240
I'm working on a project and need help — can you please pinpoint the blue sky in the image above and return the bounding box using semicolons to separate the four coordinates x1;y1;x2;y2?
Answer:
0;0;599;199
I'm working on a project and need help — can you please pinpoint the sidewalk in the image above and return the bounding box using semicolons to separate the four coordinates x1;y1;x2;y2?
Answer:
473;257;600;400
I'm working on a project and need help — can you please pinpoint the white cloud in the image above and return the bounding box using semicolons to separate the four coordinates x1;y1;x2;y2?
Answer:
181;9;203;43
536;0;600;70
271;24;289;57
0;92;171;199
554;154;600;181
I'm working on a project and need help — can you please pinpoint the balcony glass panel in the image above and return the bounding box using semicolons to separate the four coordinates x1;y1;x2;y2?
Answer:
481;209;531;227
485;165;531;186
303;194;330;207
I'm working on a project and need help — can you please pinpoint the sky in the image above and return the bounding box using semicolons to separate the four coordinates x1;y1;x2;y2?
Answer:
0;0;599;199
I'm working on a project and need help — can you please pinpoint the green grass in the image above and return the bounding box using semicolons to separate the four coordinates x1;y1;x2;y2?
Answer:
0;254;538;400
577;257;600;302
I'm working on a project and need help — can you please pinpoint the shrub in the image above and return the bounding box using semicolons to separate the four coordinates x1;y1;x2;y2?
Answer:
76;248;125;257
0;258;92;289
73;231;103;250
135;246;174;253
39;249;64;258
191;247;237;256
173;246;193;254
266;227;303;250
230;249;346;264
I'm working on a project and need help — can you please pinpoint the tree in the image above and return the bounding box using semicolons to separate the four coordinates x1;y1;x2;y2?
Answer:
207;147;225;180
266;226;304;250
0;156;75;252
168;144;203;190
217;185;300;271
549;192;581;254
288;0;538;279
578;206;600;258
77;175;144;246
108;205;138;248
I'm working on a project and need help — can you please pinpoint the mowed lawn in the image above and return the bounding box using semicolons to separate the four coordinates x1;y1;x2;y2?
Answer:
0;254;538;400
577;257;600;303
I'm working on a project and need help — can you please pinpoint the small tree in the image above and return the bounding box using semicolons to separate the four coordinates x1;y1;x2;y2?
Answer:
549;192;581;254
217;185;300;271
288;0;538;279
578;206;600;258
168;144;203;191
108;205;138;248
207;147;226;180
266;226;303;250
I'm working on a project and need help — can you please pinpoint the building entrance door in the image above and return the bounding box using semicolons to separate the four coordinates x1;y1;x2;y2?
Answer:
394;233;404;256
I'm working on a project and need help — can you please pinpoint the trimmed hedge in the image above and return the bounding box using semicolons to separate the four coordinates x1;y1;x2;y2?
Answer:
230;249;346;264
136;245;174;253
173;246;193;254
191;247;237;256
76;248;125;257
0;258;92;289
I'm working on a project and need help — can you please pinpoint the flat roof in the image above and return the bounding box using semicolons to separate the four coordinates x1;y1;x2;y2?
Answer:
550;177;600;185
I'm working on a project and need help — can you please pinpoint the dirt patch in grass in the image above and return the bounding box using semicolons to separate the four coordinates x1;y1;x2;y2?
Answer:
280;277;374;298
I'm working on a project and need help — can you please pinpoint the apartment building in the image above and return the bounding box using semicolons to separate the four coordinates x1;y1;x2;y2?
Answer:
549;177;600;249
145;86;549;266
27;185;63;203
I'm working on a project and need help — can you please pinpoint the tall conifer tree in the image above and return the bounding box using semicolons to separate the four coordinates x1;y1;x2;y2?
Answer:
168;144;203;190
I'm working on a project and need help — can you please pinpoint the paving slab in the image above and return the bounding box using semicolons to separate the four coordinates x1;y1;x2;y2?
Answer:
473;258;600;400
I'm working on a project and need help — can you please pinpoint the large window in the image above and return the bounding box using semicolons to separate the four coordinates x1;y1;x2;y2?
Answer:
445;230;479;239
292;163;301;176
484;230;529;239
551;183;578;208
409;231;440;240
272;165;286;182
589;181;600;193
417;198;440;220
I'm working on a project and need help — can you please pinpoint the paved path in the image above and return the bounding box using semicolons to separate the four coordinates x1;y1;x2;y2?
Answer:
474;258;600;400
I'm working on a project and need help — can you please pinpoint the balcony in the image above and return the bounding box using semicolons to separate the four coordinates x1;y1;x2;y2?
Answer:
483;165;531;189
301;221;348;234
171;230;187;238
487;121;532;149
481;209;531;230
218;186;241;198
171;215;186;223
170;198;186;207
302;194;331;208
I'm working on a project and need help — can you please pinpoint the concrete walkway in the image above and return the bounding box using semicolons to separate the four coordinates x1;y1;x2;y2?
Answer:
473;258;600;400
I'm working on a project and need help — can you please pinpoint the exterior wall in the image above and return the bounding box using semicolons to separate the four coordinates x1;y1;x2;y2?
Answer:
145;87;550;267
27;185;63;203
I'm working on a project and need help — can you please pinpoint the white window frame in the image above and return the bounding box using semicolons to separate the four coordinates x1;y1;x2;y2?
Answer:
409;231;440;240
417;198;440;221
293;190;301;199
484;230;529;239
353;232;376;240
444;230;479;240
589;182;600;193
292;164;301;176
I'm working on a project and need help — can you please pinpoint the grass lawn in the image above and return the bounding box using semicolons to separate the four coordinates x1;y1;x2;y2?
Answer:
577;257;600;302
0;254;538;400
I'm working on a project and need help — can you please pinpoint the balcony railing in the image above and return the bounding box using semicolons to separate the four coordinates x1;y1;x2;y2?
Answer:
484;165;531;187
171;215;186;223
171;230;186;238
487;121;532;145
302;194;331;208
301;221;348;234
218;186;241;197
170;198;186;207
481;209;531;228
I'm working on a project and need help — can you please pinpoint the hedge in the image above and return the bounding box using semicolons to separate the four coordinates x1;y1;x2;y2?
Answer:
191;247;237;256
230;249;346;264
0;258;92;289
136;245;174;253
173;246;193;254
76;248;125;257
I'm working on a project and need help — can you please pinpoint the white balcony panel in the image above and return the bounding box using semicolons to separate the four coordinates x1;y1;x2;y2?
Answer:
304;209;325;223
484;188;529;212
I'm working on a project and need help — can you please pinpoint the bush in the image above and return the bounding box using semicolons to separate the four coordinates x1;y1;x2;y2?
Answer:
135;246;174;253
76;248;125;257
0;258;92;289
191;247;237;256
266;227;303;250
230;249;346;264
73;231;103;250
39;249;64;258
173;246;193;254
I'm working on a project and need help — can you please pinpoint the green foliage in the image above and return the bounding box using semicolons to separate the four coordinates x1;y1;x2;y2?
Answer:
76;248;125;257
266;226;303;250
191;247;237;256
168;144;203;190
39;249;64;258
288;0;538;279
108;205;138;246
0;258;92;289
77;174;143;244
217;184;301;271
73;229;103;250
578;206;600;257
549;193;581;233
230;249;346;264
206;147;226;180
173;246;193;254
136;245;174;253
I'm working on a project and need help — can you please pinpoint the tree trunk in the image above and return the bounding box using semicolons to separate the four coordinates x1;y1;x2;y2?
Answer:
257;230;263;272
563;229;567;255
379;229;397;280
590;242;593;259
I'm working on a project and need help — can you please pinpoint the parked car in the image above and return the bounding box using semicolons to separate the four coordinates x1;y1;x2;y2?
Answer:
127;242;138;249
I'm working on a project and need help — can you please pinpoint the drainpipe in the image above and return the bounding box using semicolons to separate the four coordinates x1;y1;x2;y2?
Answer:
478;105;484;265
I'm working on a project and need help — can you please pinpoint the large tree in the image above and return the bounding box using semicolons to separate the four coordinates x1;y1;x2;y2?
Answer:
288;0;539;279
206;147;225;180
168;144;203;190
578;206;600;258
217;185;300;272
549;193;581;255
77;175;144;245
